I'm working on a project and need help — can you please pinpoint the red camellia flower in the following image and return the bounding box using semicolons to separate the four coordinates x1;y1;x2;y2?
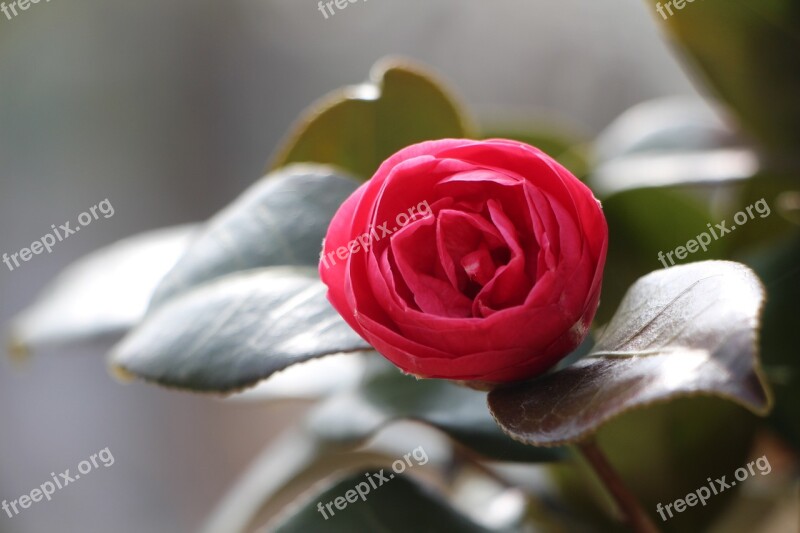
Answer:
319;139;608;384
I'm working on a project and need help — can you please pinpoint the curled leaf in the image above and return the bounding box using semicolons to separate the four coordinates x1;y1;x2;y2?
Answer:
489;261;772;447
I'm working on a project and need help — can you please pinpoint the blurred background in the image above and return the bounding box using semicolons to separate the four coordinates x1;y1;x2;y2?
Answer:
0;1;752;531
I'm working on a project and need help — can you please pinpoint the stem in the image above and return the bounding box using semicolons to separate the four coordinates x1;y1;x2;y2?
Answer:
577;438;661;533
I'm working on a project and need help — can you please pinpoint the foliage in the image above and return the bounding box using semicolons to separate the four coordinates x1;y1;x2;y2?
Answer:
8;35;797;532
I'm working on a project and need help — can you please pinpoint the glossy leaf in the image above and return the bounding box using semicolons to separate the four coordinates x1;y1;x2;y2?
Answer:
745;231;800;450
597;187;724;324
8;224;197;357
201;429;393;533
591;148;758;198
267;471;496;533
110;267;370;393
270;57;474;180
308;360;564;463
149;165;359;308
594;97;739;160
728;175;800;255
648;0;800;159
589;97;758;197
489;261;771;447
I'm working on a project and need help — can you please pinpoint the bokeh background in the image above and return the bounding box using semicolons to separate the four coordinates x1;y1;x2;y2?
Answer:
0;1;741;531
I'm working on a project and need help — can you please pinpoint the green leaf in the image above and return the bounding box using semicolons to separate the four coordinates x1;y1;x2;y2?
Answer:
597;187;724;324
149;165;360;309
744;231;800;449
591;148;758;198
270;57;474;180
109;267;370;393
646;0;800;160
307;360;564;463
728;175;800;254
589;97;759;197
488;261;772;447
604;189;721;263
267;470;497;533
201;429;395;533
481;121;590;178
551;397;757;533
7;225;197;357
595;97;739;159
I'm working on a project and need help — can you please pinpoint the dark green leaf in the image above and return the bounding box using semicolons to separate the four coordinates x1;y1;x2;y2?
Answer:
270;57;474;180
308;361;564;463
267;471;496;533
149;165;359;309
482;122;590;178
744;231;800;449
597;187;724;324
201;429;395;533
488;261;772;447
110;267;370;393
551;397;757;533
647;0;800;160
728;175;800;254
8;225;197;357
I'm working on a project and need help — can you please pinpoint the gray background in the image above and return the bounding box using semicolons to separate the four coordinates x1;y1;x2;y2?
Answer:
0;1;697;531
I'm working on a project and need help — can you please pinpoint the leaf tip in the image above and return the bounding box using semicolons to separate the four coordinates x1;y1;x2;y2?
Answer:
108;361;136;384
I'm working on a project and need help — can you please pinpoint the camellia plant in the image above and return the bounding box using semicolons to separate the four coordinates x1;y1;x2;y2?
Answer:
8;5;800;529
